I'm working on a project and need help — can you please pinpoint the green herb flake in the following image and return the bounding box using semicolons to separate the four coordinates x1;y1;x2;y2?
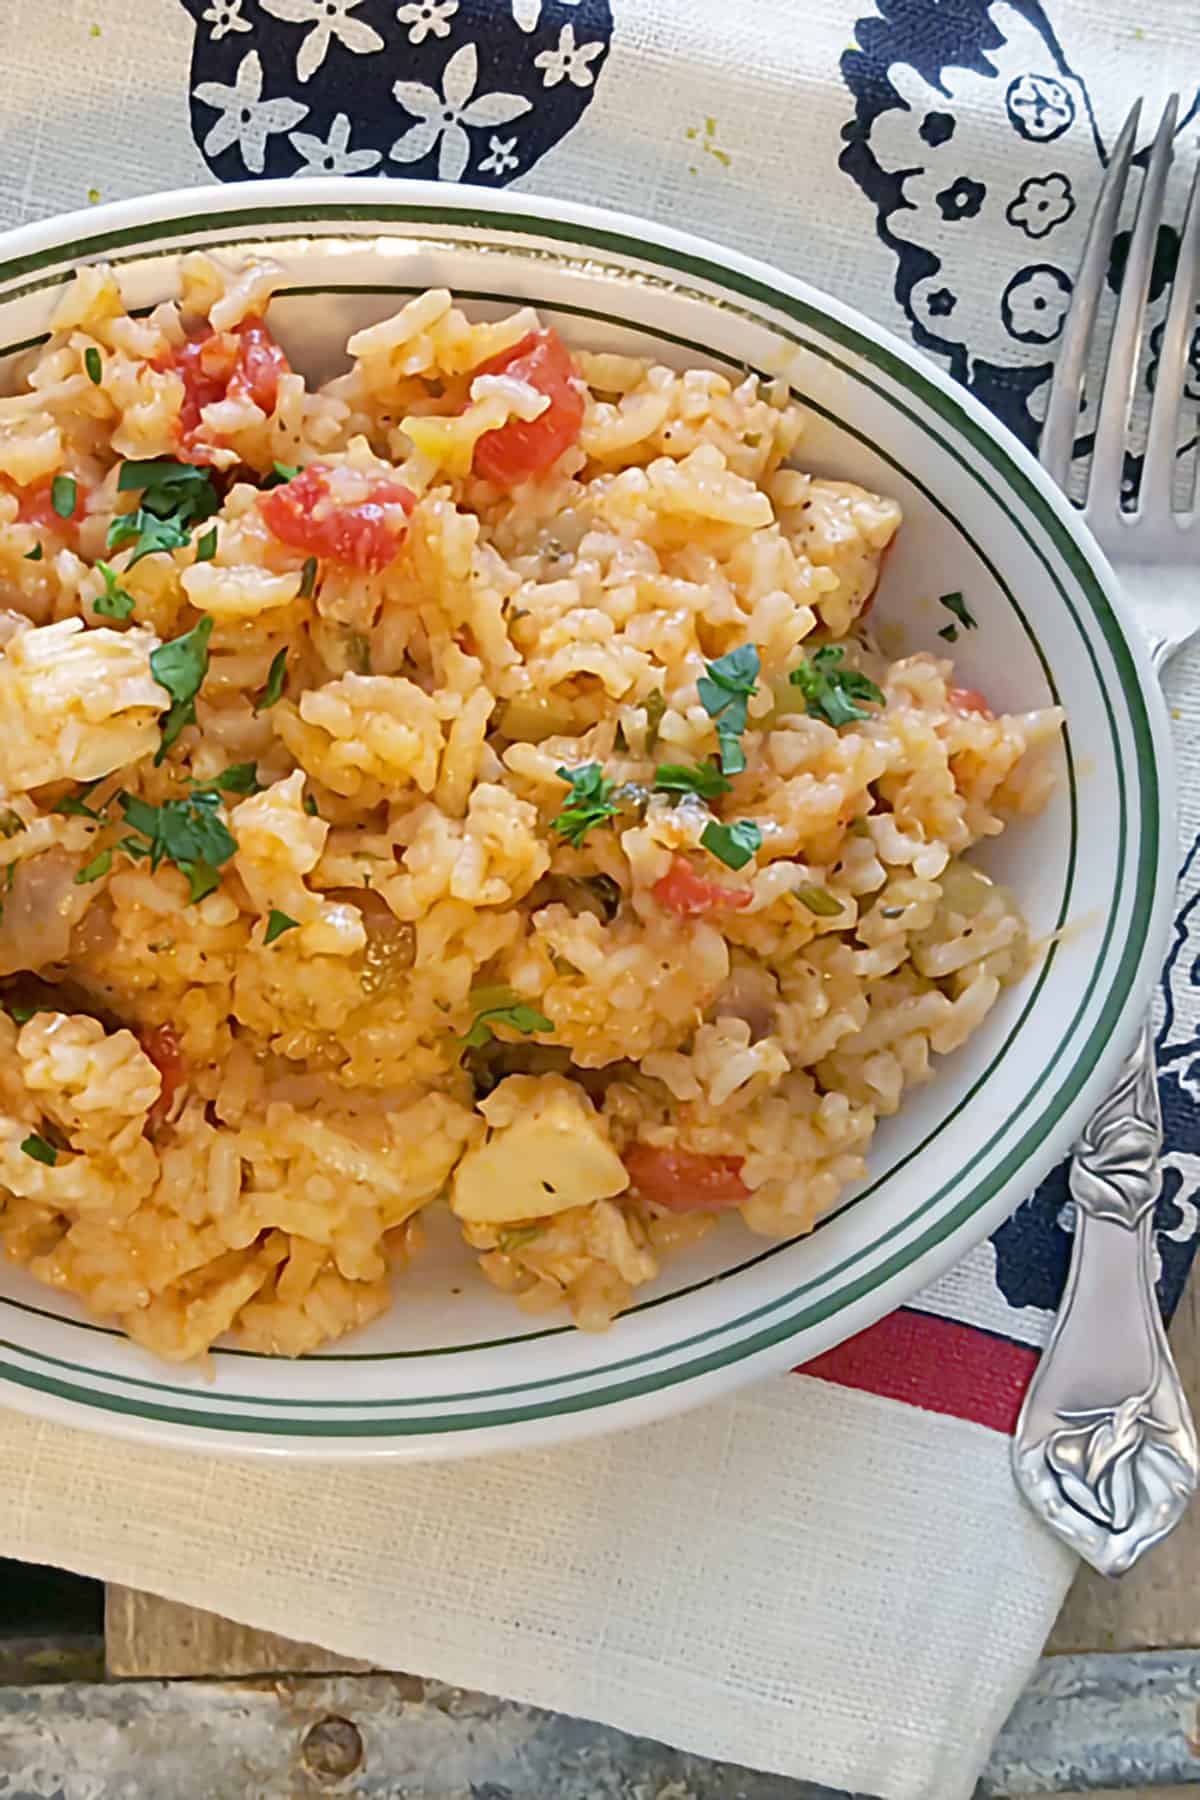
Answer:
551;763;620;848
265;461;300;487
345;630;371;674
461;990;554;1053
53;780;104;821
150;615;213;761
20;1133;58;1167
653;760;732;801
0;810;23;839
697;644;760;773
7;1003;40;1025
788;645;884;729
794;883;842;918
613;720;629;754
643;688;666;752
302;793;319;818
51;475;77;520
74;848;112;885
117;790;237;895
937;623;959;644
84;346;103;386
497;1225;541;1255
700;818;762;871
194;525;218;563
23;543;42;562
93;561;135;621
196;762;260;796
299;555;318;599
109;459;220;569
254;647;288;714
938;591;977;631
264;908;300;945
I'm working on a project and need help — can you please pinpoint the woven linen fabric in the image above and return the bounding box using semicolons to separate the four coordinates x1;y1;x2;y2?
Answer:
0;4;1198;1796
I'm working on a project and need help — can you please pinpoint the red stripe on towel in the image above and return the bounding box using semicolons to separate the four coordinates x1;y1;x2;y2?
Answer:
797;1308;1039;1434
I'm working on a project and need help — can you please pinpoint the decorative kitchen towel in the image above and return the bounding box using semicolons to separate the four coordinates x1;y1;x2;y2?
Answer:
0;4;1198;1798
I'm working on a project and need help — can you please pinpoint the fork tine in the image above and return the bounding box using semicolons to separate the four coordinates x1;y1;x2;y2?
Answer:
1040;100;1142;486
1086;94;1180;524
1140;144;1200;524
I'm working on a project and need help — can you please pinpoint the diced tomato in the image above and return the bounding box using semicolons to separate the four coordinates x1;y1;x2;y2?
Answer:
947;686;994;719
161;315;290;459
471;327;586;488
652;855;753;918
140;1023;185;1133
227;317;289;414
9;474;85;544
260;463;416;573
624;1145;749;1213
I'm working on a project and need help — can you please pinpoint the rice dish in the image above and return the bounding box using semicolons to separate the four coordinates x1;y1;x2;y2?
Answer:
0;257;1062;1360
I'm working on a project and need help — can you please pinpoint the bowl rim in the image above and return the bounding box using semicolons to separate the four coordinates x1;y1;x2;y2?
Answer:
0;178;1176;1459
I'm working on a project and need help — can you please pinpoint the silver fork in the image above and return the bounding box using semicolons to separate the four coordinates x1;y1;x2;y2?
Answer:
1012;96;1200;1576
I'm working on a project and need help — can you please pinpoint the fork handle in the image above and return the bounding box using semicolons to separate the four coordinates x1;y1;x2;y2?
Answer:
1011;1020;1198;1575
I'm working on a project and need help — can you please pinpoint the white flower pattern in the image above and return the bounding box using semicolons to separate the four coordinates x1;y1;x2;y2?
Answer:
193;50;309;174
534;24;604;90
260;0;384;83
390;42;532;181
290;112;383;175
511;0;581;30
396;0;459;45
480;135;520;176
202;0;252;39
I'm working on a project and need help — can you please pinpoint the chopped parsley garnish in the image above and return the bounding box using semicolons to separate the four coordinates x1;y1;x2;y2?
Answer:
653;760;731;801
150;615;213;761
643;688;666;752
20;1133;58;1166
51;475;77;520
460;985;553;1053
84;346;102;385
794;883;842;918
108;459;220;569
700;818;762;871
551;763;620;848
192;762;260;796
264;909;300;945
937;623;958;644
788;645;884;728
299;555;318;599
697;645;760;774
117;789;236;904
6;1003;41;1025
23;543;42;562
938;591;977;631
265;461;300;487
497;1225;541;1255
53;780;103;821
194;525;218;563
254;648;287;713
345;630;371;674
93;561;135;621
0;810;23;839
74;849;112;885
303;793;319;818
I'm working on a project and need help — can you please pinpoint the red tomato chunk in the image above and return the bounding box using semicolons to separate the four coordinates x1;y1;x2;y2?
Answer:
947;686;994;719
9;474;85;542
164;315;290;458
652;855;753;918
260;463;416;573
624;1145;749;1213
471;327;586;487
140;1023;185;1133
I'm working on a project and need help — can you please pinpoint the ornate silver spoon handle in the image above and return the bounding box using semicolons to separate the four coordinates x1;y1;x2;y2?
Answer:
1012;1020;1199;1575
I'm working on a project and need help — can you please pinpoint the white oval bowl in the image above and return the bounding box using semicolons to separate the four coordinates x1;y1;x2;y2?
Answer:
0;180;1174;1459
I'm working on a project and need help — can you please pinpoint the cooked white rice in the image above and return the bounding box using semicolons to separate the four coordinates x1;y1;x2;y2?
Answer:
0;258;1062;1360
